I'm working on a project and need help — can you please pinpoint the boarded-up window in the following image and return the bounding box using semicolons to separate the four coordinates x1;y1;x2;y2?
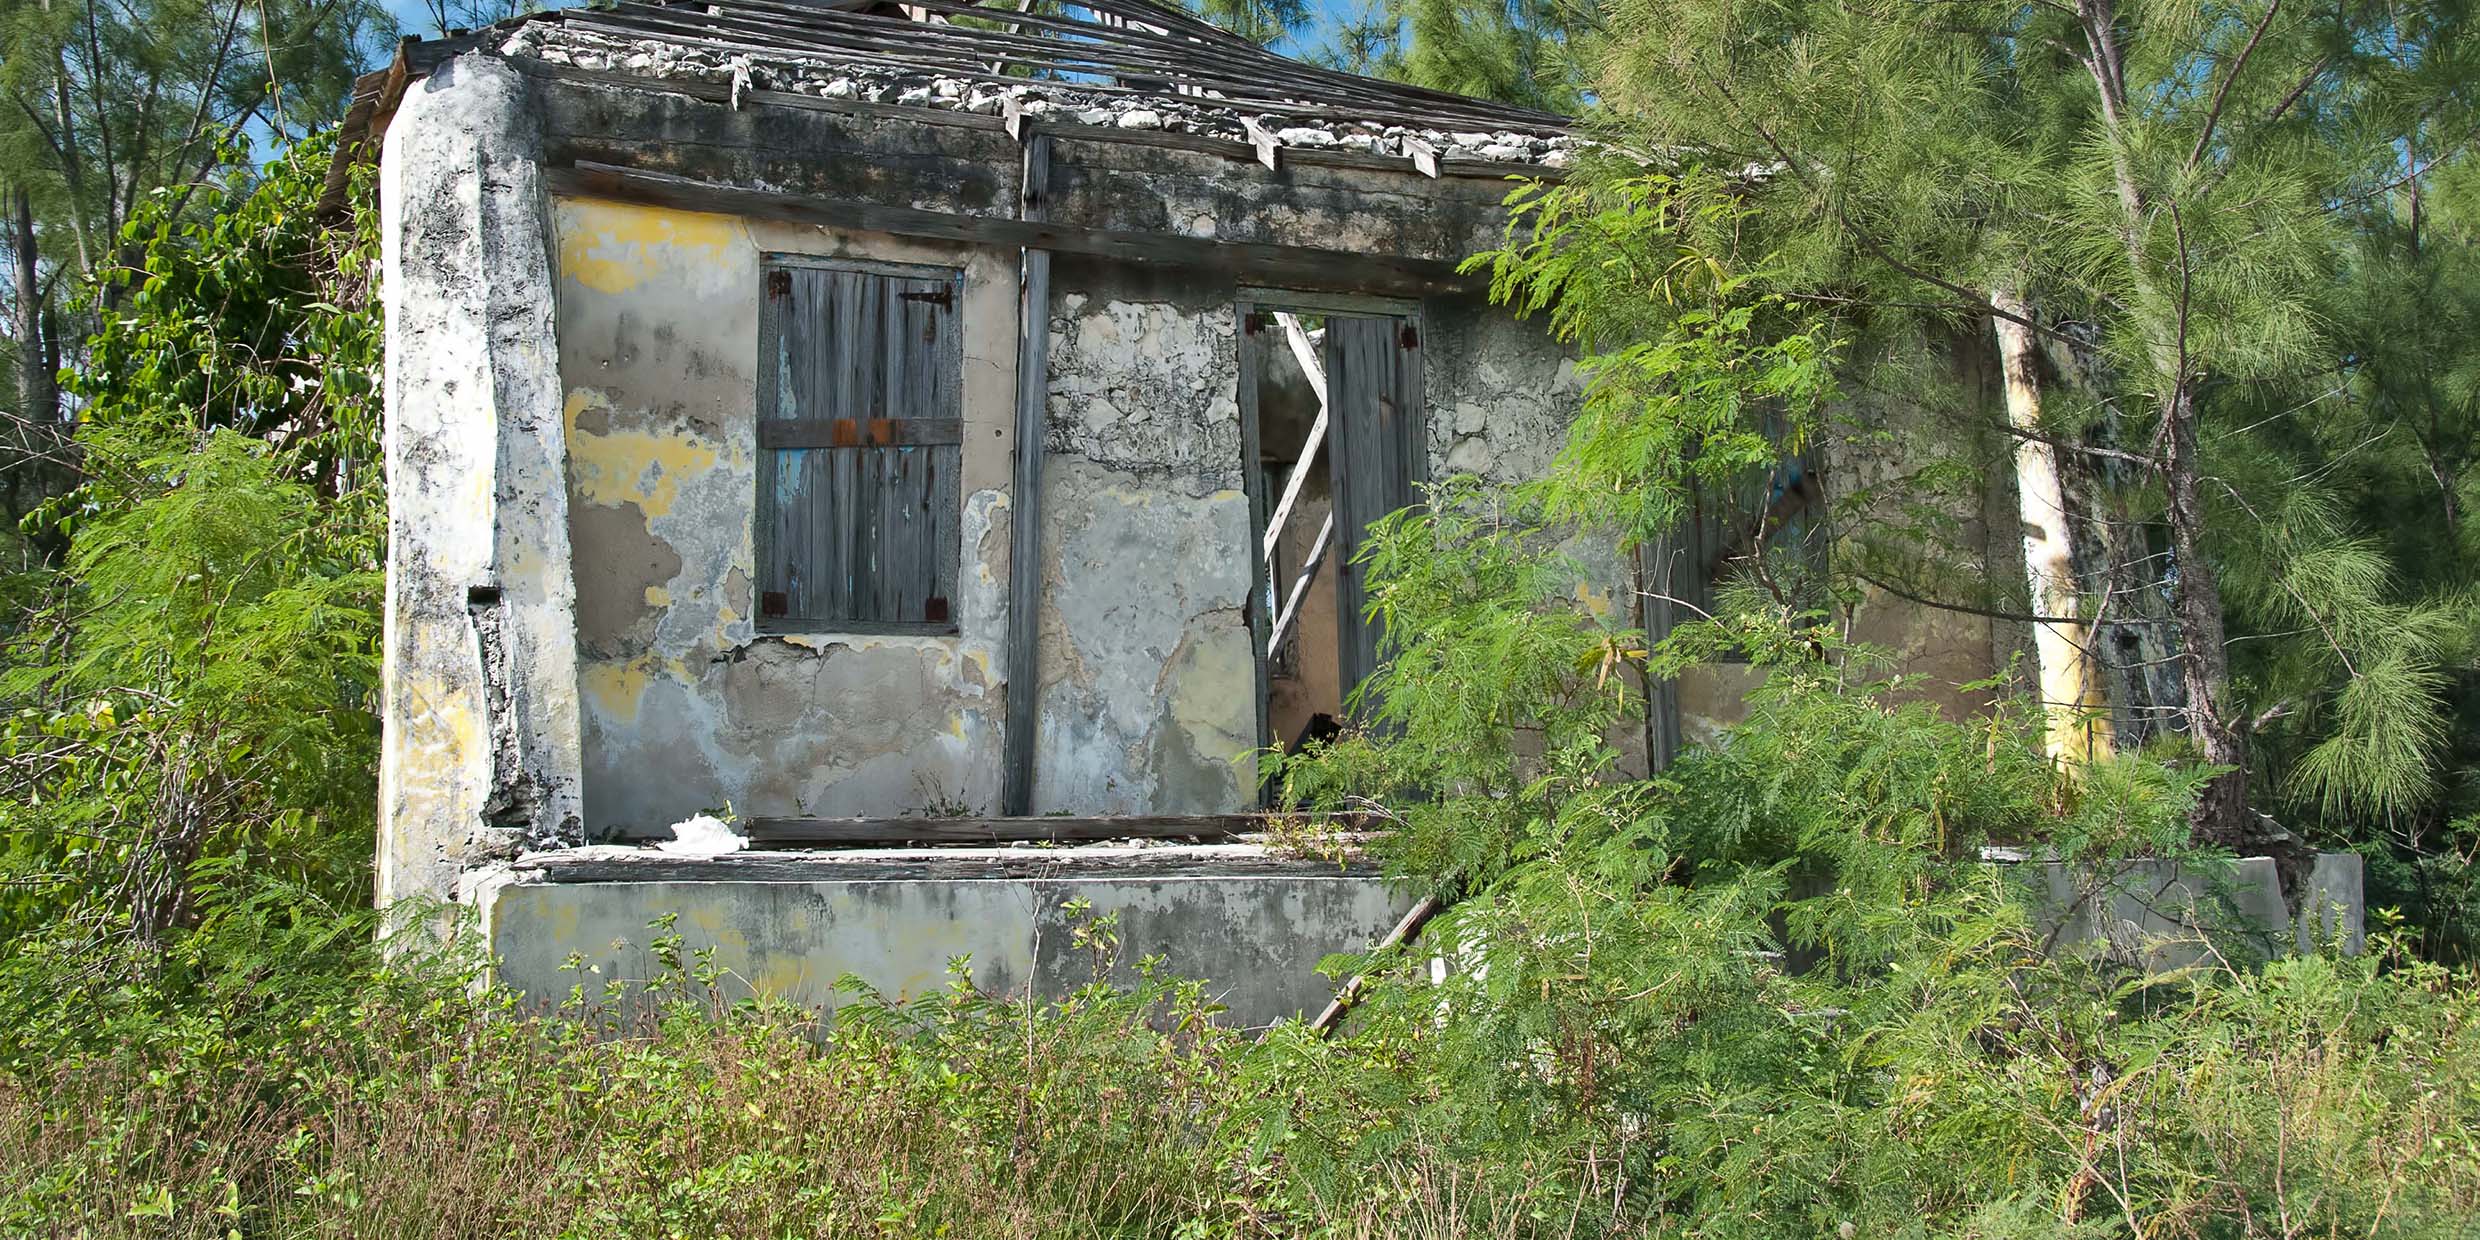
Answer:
756;257;964;633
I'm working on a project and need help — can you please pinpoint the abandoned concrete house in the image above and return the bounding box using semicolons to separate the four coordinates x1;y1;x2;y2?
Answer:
351;0;2352;1024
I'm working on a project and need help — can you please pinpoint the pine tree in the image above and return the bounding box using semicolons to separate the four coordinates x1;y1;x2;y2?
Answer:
1310;0;1592;112
1179;0;1309;46
1556;0;2478;848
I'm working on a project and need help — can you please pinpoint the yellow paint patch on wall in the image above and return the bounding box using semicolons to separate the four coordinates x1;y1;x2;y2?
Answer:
566;391;721;519
555;199;742;296
581;658;660;724
390;672;483;825
1573;580;1614;620
644;586;672;607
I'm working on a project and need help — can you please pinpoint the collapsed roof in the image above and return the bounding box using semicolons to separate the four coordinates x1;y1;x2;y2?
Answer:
344;0;1576;185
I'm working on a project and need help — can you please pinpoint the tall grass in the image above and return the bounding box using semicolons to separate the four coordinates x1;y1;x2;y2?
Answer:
4;912;2478;1239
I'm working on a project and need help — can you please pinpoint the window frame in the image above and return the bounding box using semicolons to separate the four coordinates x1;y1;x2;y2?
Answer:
753;252;968;638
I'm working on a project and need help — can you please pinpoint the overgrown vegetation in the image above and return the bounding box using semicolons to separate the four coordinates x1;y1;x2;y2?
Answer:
1;4;2478;1237
0;124;2474;1239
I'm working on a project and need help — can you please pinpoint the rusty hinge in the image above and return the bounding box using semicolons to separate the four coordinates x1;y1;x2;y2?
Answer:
761;590;789;617
765;270;792;298
1400;323;1420;350
899;287;955;308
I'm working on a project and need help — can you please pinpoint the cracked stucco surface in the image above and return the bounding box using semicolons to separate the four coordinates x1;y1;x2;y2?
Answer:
379;56;586;911
552;210;1269;830
1031;270;1256;813
553;198;1017;833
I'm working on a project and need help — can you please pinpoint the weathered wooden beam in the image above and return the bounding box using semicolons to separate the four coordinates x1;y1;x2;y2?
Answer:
1000;133;1051;819
1259;311;1329;565
1266;512;1335;655
542;160;1477;296
746;814;1258;846
1307;893;1444;1036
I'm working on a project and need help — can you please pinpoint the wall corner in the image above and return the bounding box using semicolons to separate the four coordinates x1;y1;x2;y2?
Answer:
378;52;585;924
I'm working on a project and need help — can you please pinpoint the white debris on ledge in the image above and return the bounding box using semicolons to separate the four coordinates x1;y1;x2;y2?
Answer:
656;812;748;856
498;27;1581;170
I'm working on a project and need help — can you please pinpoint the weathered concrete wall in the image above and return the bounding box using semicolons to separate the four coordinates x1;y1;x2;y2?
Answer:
527;69;1521;274
552;198;1020;835
475;846;1415;1028
546;215;1605;831
1423;294;1586;488
1046;134;1524;262
2016;852;2366;971
379;55;587;912
1033;260;1257;813
1674;333;2021;744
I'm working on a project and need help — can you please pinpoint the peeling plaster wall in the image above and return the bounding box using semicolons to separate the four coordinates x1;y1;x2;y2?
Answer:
552;198;1020;834
545;210;1596;830
1673;334;2019;744
379;55;587;913
1423;294;1586;489
1033;260;1256;814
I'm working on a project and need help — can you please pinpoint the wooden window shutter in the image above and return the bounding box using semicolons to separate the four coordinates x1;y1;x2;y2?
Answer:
757;260;964;632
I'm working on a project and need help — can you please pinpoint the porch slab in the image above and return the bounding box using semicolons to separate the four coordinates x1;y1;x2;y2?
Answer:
469;843;1414;1028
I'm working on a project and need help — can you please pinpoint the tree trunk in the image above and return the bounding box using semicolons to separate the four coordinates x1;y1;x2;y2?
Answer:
2074;0;2258;847
1992;288;2112;771
2158;381;2254;845
7;188;60;530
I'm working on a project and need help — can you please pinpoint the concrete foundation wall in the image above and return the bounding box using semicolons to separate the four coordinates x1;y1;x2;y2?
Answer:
2021;852;2366;972
475;847;1414;1028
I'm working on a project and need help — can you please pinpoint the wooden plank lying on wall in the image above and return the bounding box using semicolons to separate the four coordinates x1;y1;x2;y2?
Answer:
543;160;1477;296
745;814;1262;846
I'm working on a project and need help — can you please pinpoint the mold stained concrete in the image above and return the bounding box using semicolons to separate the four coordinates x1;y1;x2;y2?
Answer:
1672;335;2023;744
477;854;1414;1028
1032;262;1257;815
553;197;1018;834
379;56;587;914
546;191;2009;835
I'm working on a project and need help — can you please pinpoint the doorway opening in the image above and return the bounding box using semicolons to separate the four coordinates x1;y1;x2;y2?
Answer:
1237;293;1426;769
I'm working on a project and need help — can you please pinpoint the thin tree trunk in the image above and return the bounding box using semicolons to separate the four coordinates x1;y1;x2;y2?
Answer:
2076;0;2255;845
7;188;60;531
2159;382;2254;844
1992;287;2111;770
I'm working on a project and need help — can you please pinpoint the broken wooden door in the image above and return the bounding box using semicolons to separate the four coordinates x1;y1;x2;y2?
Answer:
1322;313;1425;709
1240;296;1426;760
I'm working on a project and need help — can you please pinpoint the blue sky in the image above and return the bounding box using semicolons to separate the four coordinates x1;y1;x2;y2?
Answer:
373;0;1365;66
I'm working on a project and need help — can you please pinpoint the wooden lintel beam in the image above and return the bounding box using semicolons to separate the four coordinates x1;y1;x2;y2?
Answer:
742;811;1373;847
545;160;1476;296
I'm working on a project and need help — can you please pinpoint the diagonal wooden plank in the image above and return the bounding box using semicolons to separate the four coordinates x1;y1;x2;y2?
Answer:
1265;511;1334;655
1259;311;1329;565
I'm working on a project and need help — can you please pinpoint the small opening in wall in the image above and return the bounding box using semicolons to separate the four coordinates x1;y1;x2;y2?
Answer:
466;584;503;608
